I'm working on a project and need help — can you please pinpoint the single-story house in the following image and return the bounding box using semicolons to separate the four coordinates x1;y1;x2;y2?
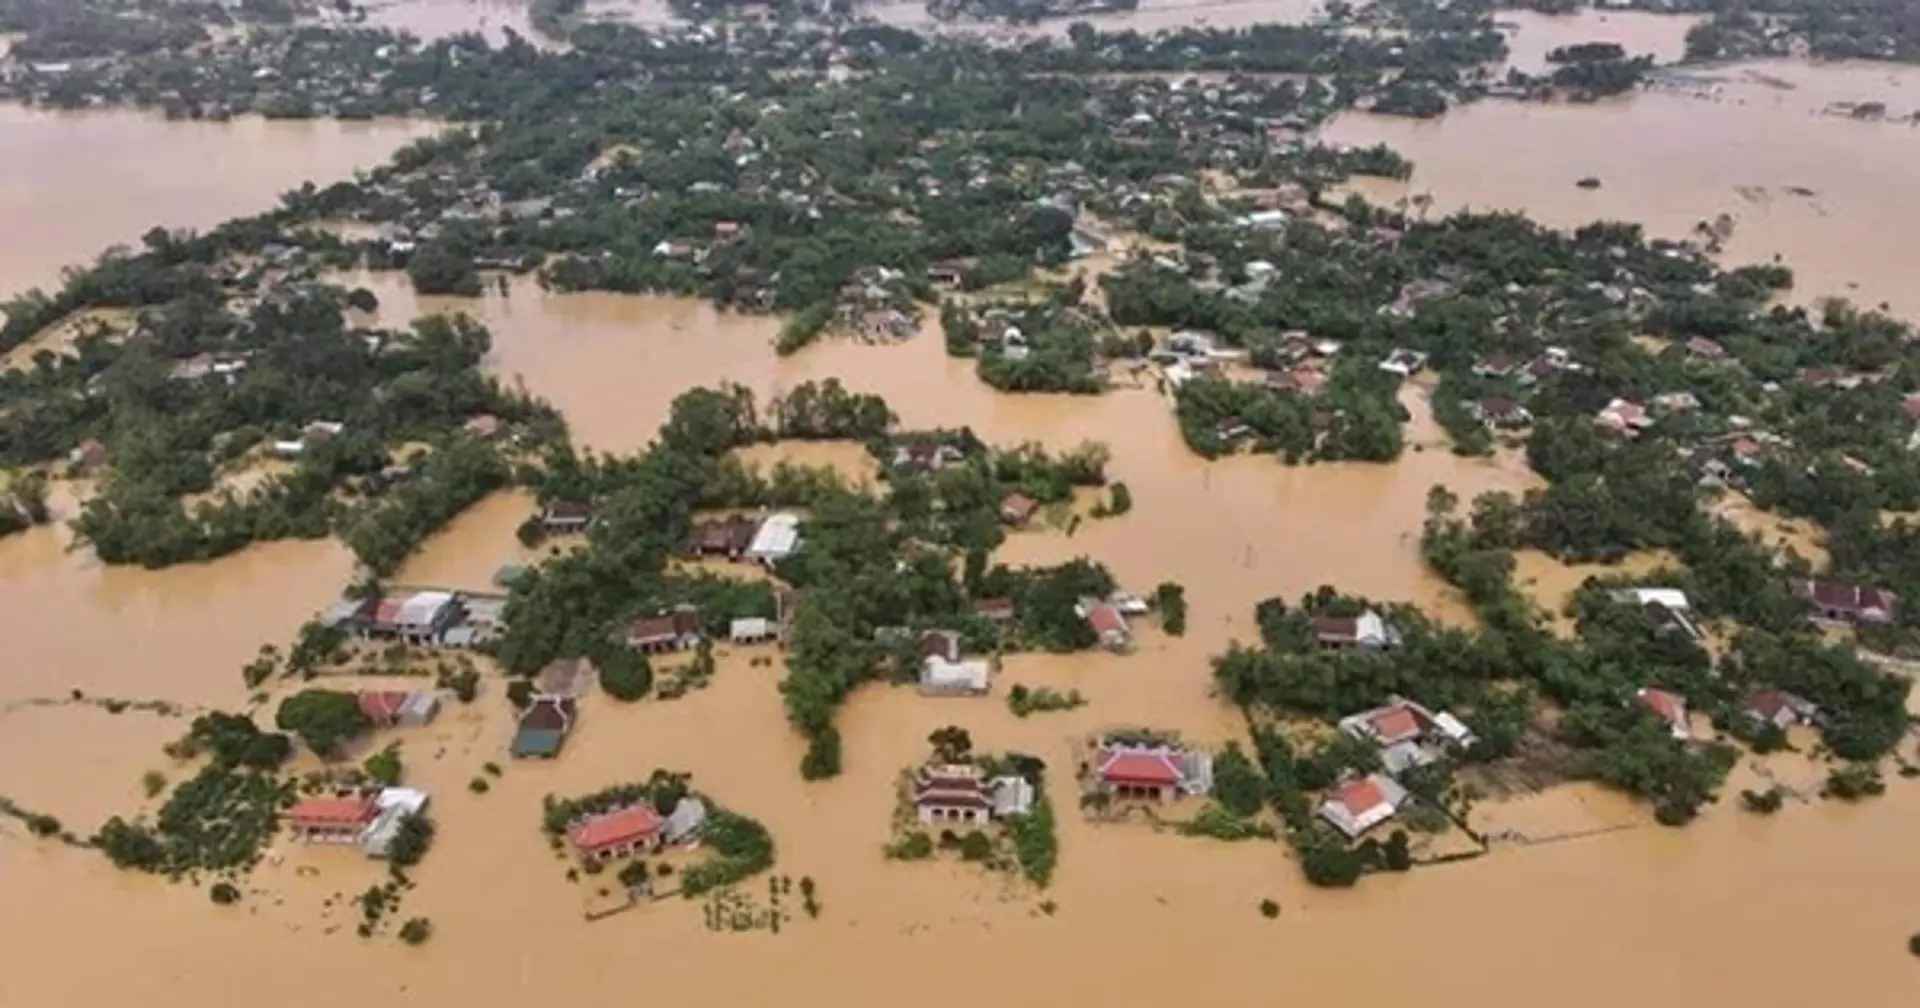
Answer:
973;598;1016;622
357;689;441;728
1339;698;1476;774
921;654;992;695
1313;610;1398;650
1788;578;1896;626
1318;774;1409;839
892;441;965;474
464;413;503;439
540;501;595;535
689;516;758;559
663;796;708;846
992;776;1035;818
1611;588;1705;643
536;658;593;699
568;805;664;861
926;258;977;290
511;696;577;759
1686;336;1727;360
746;513;801;564
1636;687;1691;741
627;606;703;653
1596;398;1653;438
913;765;996;826
362;788;430;858
1377;348;1429;377
287;795;381;845
1472;396;1532;428
1076;598;1131;652
1743;690;1820;731
351;590;464;645
999;492;1039;526
1094;742;1212;803
729;617;778;645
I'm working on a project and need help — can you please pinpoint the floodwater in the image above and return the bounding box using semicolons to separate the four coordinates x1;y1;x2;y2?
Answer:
1495;9;1700;76
866;0;1322;37
6;26;1920;1008
1323;58;1920;317
0;106;436;299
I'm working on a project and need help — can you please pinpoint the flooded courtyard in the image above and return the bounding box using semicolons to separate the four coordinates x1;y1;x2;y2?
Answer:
4;9;1920;1008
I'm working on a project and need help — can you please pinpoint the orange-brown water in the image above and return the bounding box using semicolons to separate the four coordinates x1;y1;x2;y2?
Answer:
0;106;435;298
6;28;1920;1008
1323;58;1920;316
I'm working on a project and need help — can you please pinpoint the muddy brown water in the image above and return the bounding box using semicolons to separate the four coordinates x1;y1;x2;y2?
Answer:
0;106;435;300
1323;57;1920;317
5;20;1920;1006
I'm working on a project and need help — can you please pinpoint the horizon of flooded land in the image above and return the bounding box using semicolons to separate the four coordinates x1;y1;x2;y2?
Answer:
3;3;1920;1007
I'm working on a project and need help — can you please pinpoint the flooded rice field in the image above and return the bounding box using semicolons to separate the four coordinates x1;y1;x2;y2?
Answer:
5;13;1920;1008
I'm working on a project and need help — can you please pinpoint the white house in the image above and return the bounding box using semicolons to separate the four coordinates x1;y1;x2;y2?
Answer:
1318;774;1408;839
746;513;801;564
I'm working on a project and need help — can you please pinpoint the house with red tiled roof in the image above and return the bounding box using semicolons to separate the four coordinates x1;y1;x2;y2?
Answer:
626;605;703;653
999;491;1039;526
287;795;380;844
1636;687;1691;741
973;598;1016;622
1312;610;1398;650
1093;740;1212;803
1318;774;1408;839
358;689;440;728
568;805;664;861
912;765;996;826
1338;697;1477;775
1788;578;1896;626
689;516;758;559
1743;690;1819;731
1075;597;1131;652
1596;398;1653;438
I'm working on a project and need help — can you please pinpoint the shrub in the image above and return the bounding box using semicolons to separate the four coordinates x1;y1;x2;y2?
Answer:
617;860;651;889
1740;787;1784;813
957;831;994;862
398;917;432;945
1258;898;1280;919
468;777;490;794
26;814;61;838
210;882;241;905
141;771;168;799
799;876;820;918
885;831;934;860
363;744;404;787
1823;763;1885;801
598;646;653;702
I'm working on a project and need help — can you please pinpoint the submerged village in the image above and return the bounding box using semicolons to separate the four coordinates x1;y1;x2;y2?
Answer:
5;0;1920;1001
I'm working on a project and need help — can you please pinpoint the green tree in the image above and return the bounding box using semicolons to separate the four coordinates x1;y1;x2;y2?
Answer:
597;646;654;702
1210;742;1267;817
274;689;371;757
363;744;403;786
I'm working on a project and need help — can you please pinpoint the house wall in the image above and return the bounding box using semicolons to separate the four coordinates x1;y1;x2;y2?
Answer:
916;804;988;826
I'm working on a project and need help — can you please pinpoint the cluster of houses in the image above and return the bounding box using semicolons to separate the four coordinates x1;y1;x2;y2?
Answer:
285;787;431;858
686;511;802;565
1317;697;1475;839
321;587;507;648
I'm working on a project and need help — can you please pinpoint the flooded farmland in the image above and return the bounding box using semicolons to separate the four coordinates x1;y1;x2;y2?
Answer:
4;10;1920;1008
